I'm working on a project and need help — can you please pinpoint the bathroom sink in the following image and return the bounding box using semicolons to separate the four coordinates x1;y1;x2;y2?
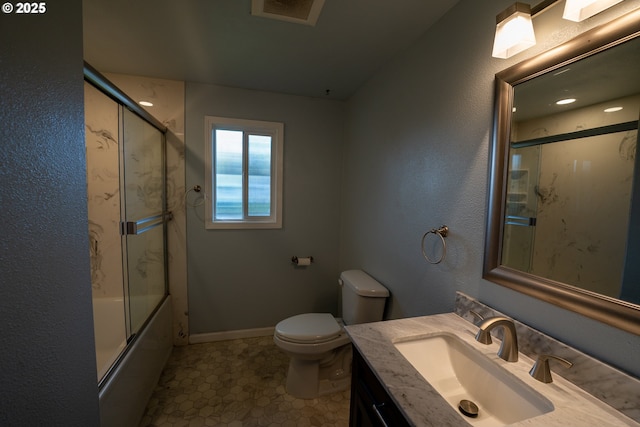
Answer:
394;333;554;426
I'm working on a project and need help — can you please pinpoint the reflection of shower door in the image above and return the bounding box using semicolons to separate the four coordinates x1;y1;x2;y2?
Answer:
503;129;636;298
121;108;167;335
502;145;541;272
531;130;635;297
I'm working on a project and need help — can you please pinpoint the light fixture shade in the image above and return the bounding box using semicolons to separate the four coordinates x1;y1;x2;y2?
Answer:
492;3;536;59
563;0;623;22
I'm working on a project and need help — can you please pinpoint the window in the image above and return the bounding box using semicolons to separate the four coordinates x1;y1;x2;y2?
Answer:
204;116;283;229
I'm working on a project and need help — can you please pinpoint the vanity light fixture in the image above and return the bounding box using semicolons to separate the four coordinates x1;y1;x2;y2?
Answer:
492;2;536;59
492;0;624;58
563;0;624;22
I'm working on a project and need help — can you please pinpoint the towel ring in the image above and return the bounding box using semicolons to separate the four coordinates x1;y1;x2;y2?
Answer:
421;225;448;264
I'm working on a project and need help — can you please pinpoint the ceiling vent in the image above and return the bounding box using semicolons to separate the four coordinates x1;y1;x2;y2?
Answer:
251;0;326;26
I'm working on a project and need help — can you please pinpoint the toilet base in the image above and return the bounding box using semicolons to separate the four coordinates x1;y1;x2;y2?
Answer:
284;344;352;399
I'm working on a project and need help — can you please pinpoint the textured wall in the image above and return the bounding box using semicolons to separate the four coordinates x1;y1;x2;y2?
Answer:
185;82;345;334
340;0;640;377
0;2;100;425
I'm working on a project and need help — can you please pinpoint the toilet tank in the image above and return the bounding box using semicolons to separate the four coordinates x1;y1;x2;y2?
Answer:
339;270;389;325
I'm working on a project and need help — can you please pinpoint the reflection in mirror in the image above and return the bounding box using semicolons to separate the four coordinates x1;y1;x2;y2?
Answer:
503;37;640;304
484;8;640;335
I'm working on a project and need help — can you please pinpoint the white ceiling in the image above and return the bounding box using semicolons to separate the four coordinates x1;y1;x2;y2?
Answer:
82;0;460;100
513;35;640;122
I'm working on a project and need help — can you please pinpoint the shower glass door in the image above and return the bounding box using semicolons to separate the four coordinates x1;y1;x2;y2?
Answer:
121;108;167;335
85;82;128;382
86;69;170;385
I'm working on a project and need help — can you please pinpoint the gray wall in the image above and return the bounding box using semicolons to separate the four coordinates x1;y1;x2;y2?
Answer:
0;2;100;425
185;83;344;334
340;0;640;378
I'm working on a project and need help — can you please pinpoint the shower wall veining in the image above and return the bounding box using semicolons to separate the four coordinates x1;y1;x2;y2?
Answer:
84;82;128;379
85;83;123;300
102;73;189;345
505;95;640;299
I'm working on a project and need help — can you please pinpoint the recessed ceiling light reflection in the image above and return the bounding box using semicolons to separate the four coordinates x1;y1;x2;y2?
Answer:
556;98;576;105
139;101;154;107
604;106;623;113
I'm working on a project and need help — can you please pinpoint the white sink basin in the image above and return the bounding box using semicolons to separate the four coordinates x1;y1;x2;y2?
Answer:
394;333;554;426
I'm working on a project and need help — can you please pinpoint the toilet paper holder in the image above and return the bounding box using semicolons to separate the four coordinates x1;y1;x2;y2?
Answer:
291;256;314;265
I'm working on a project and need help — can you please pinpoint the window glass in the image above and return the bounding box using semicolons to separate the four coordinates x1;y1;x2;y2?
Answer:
204;116;283;229
248;134;272;217
215;129;243;220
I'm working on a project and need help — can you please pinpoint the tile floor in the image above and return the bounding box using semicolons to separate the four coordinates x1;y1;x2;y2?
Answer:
139;336;351;427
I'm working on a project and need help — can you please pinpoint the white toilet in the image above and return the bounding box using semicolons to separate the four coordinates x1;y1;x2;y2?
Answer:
273;269;389;399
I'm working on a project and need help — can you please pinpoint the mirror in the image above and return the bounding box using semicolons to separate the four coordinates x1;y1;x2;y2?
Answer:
484;8;640;335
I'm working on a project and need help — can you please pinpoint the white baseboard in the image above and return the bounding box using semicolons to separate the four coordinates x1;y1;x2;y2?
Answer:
189;326;275;344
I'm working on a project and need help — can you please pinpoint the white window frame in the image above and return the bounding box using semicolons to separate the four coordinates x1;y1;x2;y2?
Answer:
204;116;283;229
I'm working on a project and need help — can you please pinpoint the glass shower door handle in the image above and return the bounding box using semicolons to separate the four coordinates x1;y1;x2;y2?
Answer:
122;210;171;334
121;211;173;235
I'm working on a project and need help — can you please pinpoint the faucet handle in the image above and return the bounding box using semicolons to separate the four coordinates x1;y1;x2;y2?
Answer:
475;327;493;344
469;310;484;325
529;354;573;383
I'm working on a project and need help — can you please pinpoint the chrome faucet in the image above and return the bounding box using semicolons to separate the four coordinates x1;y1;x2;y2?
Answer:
475;316;519;362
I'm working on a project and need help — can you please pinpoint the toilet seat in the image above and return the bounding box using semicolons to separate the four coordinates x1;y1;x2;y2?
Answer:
275;313;342;344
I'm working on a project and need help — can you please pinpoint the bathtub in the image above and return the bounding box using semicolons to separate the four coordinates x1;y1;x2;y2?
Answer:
98;295;172;427
92;297;127;381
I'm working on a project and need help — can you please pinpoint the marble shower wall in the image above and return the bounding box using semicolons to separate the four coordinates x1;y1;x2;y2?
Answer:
506;94;639;299
104;73;188;345
84;82;124;300
121;107;167;333
533;130;635;295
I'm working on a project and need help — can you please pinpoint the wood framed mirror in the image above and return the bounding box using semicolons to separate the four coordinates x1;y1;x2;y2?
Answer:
484;8;640;335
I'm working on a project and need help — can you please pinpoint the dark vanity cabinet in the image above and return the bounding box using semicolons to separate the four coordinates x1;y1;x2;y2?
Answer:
349;346;411;427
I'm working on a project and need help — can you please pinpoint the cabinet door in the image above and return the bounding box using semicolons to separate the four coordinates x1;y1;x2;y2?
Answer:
350;347;410;427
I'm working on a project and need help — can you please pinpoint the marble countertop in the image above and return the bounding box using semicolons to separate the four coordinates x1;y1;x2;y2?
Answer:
345;313;639;427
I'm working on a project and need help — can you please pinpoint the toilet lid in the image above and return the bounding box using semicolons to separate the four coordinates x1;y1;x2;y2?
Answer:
275;313;341;343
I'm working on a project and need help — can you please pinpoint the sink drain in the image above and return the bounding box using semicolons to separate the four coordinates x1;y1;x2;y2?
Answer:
458;399;479;418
